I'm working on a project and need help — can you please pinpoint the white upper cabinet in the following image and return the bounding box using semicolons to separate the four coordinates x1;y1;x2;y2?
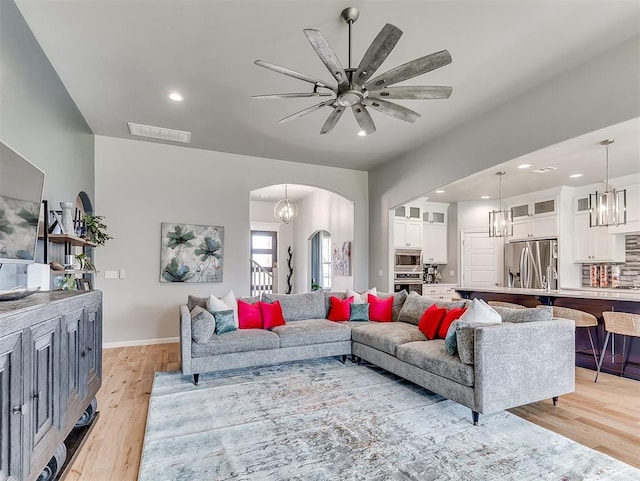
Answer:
394;201;423;248
422;202;448;263
509;197;558;241
573;196;625;263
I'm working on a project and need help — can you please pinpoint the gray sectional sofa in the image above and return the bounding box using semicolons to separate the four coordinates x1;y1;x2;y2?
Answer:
180;289;575;424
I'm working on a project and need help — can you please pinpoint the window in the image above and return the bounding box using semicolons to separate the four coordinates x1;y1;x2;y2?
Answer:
310;230;331;290
250;231;277;296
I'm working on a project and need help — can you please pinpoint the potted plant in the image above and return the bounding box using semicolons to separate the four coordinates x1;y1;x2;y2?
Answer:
83;214;113;246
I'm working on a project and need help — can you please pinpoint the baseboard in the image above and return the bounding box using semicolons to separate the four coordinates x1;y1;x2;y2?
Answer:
103;337;179;349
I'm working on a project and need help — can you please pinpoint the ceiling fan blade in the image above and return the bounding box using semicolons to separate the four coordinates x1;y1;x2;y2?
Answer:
352;104;376;135
278;101;334;123
354;24;403;85
303;29;348;87
320;107;346;134
368;86;452;100
254;60;336;91
253;92;334;99
364;50;452;89
362;98;421;123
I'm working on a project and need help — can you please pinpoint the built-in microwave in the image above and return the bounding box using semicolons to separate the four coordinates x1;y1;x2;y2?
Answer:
394;249;422;272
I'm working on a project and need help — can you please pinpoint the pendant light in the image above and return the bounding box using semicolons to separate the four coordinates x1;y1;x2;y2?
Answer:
274;185;298;224
589;139;626;227
488;171;513;237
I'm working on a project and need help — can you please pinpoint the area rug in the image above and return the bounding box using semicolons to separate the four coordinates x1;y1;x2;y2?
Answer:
139;358;639;480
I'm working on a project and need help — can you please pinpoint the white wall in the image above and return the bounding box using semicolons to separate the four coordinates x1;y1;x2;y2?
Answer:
292;189;355;293
94;136;367;344
368;35;640;290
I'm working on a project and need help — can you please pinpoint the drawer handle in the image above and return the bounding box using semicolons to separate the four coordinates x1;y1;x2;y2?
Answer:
81;350;87;358
12;403;28;415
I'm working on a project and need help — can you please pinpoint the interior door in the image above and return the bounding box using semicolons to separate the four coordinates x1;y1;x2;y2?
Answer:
462;231;503;287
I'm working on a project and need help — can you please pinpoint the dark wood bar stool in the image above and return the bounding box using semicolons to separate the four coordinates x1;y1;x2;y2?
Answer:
595;311;640;382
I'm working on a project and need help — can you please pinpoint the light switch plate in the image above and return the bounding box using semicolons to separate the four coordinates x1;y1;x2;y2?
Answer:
105;271;118;279
119;270;126;279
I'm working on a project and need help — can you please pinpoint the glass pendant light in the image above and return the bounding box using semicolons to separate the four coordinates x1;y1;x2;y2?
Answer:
274;185;298;224
589;139;626;227
488;171;513;237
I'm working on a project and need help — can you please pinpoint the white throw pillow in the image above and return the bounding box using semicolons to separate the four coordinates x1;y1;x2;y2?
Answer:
347;287;377;304
207;291;239;327
458;298;502;324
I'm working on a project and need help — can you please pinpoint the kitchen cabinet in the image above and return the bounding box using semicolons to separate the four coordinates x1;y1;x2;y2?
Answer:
395;203;422;220
423;284;459;301
573;198;625;263
0;291;102;481
422;202;448;263
394;219;422;248
509;197;557;241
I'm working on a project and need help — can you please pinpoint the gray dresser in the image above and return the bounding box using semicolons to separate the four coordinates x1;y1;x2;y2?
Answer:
0;290;102;481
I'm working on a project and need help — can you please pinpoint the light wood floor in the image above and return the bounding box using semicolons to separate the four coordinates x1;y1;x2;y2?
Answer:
65;343;639;480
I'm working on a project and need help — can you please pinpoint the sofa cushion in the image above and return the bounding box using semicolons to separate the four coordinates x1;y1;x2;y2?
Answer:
398;291;467;325
438;307;467;339
191;306;216;343
191;329;280;358
327;296;354;321
368;294;393;322
187;295;208;311
377;290;408;322
396;340;475;387
262;290;325;322
323;291;347;317
350;303;370;322
418;305;446;340
261;300;286;329
271;319;351;348
494;305;553;323
214;309;237;335
347;287;377;304
445;299;502;355
351;322;427;356
238;299;263;329
207;291;239;327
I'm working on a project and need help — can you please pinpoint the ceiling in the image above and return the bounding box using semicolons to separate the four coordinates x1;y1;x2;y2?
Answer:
15;1;640;171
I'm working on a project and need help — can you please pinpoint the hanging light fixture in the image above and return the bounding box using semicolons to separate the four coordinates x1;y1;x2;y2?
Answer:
274;185;298;224
589;139;626;228
488;171;513;237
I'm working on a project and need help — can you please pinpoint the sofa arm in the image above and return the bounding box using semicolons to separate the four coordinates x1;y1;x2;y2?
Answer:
180;304;193;375
474;319;575;414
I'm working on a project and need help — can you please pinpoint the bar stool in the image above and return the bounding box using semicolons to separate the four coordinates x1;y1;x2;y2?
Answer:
544;306;598;367
487;301;526;309
595;311;640;382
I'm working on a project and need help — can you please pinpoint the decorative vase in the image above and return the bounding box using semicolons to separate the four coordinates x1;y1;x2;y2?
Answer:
60;202;75;235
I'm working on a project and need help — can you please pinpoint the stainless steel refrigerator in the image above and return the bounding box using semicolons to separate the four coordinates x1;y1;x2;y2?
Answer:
505;239;558;289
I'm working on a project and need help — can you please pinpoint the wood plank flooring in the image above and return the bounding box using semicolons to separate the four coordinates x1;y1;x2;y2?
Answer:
65;343;639;480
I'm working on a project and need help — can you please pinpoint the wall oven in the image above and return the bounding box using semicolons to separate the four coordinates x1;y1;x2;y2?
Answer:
394;272;423;295
394;249;422;272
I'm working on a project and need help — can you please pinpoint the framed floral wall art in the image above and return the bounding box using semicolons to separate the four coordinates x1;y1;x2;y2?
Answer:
160;223;224;283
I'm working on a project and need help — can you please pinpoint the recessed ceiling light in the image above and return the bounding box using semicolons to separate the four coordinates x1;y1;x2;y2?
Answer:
570;173;584;178
435;190;445;194
358;130;366;136
481;195;490;199
169;92;183;102
517;164;532;169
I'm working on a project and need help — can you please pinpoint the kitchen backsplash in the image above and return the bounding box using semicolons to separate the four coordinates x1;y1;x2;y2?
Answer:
581;234;640;287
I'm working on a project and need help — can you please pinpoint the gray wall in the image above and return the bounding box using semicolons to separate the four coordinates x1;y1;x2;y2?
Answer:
93;135;368;345
368;35;640;291
0;0;94;288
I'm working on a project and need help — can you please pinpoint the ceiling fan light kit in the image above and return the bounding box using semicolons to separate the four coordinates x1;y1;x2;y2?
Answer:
254;7;452;135
589;139;627;228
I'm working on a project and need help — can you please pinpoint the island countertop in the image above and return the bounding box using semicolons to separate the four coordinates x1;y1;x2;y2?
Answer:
456;286;640;302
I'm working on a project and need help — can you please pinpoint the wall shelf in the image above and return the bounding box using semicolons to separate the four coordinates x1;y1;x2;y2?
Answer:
39;233;97;248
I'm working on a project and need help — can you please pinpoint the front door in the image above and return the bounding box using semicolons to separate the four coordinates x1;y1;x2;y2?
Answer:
250;231;277;296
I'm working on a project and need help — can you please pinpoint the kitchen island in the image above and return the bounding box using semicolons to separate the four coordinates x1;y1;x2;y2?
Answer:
456;287;640;381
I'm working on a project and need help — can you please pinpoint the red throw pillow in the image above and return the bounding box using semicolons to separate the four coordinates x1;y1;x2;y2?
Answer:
418;305;447;340
327;296;354;321
368;294;393;322
260;301;286;329
437;307;467;339
238;299;262;329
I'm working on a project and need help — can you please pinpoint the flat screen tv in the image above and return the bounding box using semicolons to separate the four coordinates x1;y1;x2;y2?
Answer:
0;140;45;264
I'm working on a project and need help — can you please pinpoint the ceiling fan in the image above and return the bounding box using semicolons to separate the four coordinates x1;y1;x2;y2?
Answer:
253;7;452;135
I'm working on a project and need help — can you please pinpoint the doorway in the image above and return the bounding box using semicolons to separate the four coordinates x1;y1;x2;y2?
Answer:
310;230;331;290
461;230;503;287
250;230;277;296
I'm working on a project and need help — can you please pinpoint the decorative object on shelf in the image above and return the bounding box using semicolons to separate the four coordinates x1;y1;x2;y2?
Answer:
83;213;113;246
274;185;298;224
590;265;600;287
60;201;75;235
75;252;96;272
286;246;293;294
76;278;92;291
332;241;351;276
488;171;513;238
50;261;65;271
253;6;452;135
589;139;627;228
53;275;76;290
160;223;224;283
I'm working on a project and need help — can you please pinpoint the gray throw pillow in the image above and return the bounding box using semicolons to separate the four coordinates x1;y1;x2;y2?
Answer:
398;292;467;325
263;290;325;322
187;295;208;311
447;320;502;361
191;306;216;343
350;303;370;322
377;290;408;322
494;305;552;323
214;309;237;334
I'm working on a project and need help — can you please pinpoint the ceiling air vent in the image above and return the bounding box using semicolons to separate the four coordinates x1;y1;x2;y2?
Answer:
127;122;191;143
531;166;558;174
